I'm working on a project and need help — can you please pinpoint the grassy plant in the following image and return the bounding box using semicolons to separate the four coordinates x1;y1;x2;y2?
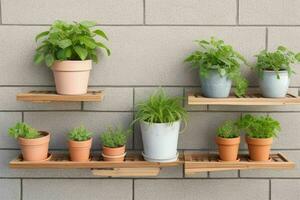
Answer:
34;20;110;67
185;37;248;97
68;126;92;141
134;89;187;124
100;126;131;148
255;46;300;79
8;122;41;139
217;121;240;138
236;114;280;138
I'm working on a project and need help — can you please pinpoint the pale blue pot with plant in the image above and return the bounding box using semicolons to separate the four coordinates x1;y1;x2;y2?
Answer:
259;70;290;98
200;69;232;98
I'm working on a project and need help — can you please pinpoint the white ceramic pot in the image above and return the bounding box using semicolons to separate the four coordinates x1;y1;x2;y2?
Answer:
140;120;181;162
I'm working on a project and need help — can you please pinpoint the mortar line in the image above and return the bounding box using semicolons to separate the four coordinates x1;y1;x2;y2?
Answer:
269;179;272;200
143;0;146;25
132;88;136;149
0;0;3;24
236;0;239;25
21;112;24;122
132;179;135;200
266;27;269;50
20;178;23;200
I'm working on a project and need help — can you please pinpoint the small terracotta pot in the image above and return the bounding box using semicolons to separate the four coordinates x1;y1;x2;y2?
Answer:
52;60;92;95
18;131;50;161
216;136;240;161
102;145;126;161
68;138;92;162
246;136;273;161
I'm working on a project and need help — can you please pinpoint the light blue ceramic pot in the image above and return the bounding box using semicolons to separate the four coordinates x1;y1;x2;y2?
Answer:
259;70;290;98
200;70;232;98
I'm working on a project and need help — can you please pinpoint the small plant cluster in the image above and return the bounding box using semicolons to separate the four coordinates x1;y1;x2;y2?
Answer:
68;126;92;141
255;46;300;79
135;89;187;124
185;37;248;97
8;122;41;139
236;114;281;138
217;121;240;138
100;127;131;148
34;20;110;67
218;114;280;139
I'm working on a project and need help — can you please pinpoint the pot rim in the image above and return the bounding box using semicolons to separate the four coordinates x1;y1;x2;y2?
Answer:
52;60;92;72
68;137;93;147
102;145;125;150
246;136;273;145
140;119;181;125
216;136;240;145
18;131;50;146
102;152;126;158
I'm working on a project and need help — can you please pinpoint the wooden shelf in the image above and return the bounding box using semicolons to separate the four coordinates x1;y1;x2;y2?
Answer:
184;152;295;175
188;93;300;105
16;90;103;103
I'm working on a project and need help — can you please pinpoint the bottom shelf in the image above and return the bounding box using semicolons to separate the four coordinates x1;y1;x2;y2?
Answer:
9;151;295;177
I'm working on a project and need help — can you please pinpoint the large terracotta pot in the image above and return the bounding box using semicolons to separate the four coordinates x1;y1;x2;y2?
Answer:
18;131;50;161
102;145;126;162
68;138;92;162
216;136;240;161
52;60;92;95
246;136;273;161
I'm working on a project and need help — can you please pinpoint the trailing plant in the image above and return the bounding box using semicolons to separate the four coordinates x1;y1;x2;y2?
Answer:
236;114;280;138
8;122;41;139
68;126;92;141
185;37;248;97
34;20;110;67
134;89;187;124
255;46;300;79
217;121;240;138
100;126;131;148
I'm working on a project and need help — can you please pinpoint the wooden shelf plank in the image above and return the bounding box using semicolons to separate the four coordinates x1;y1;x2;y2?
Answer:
184;152;295;175
16;90;103;103
188;93;300;105
9;152;183;169
91;168;160;177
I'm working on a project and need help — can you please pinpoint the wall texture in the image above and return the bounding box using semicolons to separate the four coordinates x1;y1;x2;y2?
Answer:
0;0;300;199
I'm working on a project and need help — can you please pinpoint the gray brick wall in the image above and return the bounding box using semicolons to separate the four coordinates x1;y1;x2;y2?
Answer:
0;0;299;199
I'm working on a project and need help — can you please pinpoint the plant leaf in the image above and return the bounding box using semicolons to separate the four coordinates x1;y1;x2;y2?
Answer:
79;36;97;49
96;42;111;56
93;29;109;40
45;53;55;67
35;31;49;42
34;53;44;64
74;46;88;60
57;39;72;49
80;21;97;27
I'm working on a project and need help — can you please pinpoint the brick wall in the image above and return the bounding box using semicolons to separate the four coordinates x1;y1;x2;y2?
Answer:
0;0;300;199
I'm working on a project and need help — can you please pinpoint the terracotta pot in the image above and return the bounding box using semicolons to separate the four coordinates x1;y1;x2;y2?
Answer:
216;136;240;161
18;131;50;161
68;138;92;162
246;136;273;161
52;60;92;95
102;145;126;161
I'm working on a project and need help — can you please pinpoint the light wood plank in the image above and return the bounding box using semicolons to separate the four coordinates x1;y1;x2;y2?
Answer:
91;168;160;177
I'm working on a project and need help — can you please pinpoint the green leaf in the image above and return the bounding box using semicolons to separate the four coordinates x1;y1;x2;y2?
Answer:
74;46;88;60
96;42;111;56
79;36;97;49
57;39;72;49
34;53;44;64
35;31;49;42
295;53;300;61
45;53;55;67
93;29;109;40
80;21;97;27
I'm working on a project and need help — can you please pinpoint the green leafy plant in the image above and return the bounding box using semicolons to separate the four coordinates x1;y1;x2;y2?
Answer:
255;46;300;79
8;122;41;139
34;20;110;67
185;37;248;97
100;126;131;148
236;114;281;138
217;121;240;138
68;126;92;141
134;89;187;124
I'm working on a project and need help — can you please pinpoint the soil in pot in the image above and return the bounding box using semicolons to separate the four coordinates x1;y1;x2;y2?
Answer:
102;145;126;161
200;69;232;98
216;136;240;161
259;70;290;98
52;60;92;95
246;136;273;161
18;131;50;161
68;138;92;162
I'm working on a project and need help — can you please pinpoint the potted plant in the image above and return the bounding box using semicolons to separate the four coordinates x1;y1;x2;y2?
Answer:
237;114;281;161
216;120;240;161
34;20;110;95
185;37;248;98
68;126;93;162
8;122;50;161
100;126;131;162
254;46;300;97
134;89;187;162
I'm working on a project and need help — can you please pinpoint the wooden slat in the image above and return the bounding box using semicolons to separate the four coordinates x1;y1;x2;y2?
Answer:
91;168;160;177
16;90;103;102
184;152;295;175
188;92;300;105
9;152;183;169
